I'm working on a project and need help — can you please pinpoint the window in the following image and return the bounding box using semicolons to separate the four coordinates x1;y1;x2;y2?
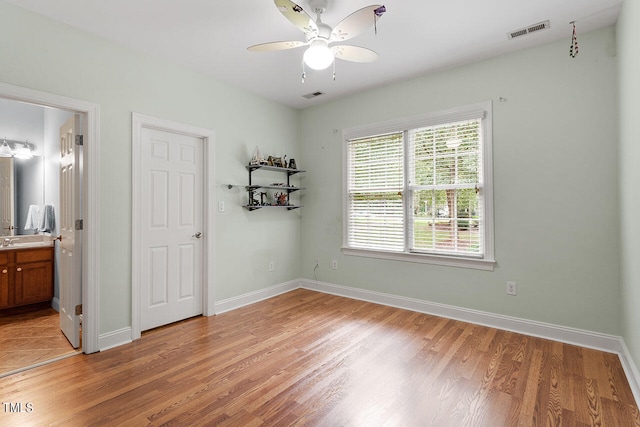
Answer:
343;102;494;270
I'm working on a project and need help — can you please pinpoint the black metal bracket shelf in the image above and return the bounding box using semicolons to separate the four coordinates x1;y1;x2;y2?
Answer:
244;165;305;211
243;205;303;211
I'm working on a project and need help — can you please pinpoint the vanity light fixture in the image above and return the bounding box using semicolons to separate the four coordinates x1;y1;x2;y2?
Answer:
13;140;34;159
0;139;13;157
0;138;37;158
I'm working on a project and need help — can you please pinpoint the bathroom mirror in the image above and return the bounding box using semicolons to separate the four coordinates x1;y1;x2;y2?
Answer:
0;155;44;236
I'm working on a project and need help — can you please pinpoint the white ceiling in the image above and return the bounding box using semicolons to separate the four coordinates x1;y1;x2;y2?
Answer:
5;0;621;109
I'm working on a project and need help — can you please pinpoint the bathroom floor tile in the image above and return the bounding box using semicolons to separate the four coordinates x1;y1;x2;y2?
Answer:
0;305;78;376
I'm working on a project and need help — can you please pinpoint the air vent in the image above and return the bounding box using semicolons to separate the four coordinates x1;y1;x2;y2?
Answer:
302;91;325;99
508;20;550;39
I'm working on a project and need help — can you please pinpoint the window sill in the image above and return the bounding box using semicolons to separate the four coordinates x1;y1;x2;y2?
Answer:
341;247;495;271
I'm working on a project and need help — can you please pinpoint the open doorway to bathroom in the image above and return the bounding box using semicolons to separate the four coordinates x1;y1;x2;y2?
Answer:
0;97;81;377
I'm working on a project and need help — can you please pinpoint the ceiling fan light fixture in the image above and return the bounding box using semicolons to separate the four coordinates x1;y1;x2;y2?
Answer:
303;39;334;70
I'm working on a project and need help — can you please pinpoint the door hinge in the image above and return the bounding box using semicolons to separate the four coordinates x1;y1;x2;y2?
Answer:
75;304;82;315
75;135;84;146
75;219;83;230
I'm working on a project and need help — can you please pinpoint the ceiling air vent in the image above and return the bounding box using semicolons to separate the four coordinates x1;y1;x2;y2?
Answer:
302;91;325;99
508;20;550;39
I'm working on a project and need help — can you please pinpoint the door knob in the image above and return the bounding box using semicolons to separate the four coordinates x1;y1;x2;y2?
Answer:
193;232;202;239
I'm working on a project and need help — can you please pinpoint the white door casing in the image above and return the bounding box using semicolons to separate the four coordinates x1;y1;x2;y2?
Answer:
139;128;204;331
0;82;99;354
59;114;82;348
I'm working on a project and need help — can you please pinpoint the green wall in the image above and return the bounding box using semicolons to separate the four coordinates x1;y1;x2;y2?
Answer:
0;0;632;352
619;0;640;369
0;1;303;334
300;26;621;335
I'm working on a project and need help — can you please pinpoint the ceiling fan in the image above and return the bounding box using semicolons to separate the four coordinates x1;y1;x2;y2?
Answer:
248;0;386;80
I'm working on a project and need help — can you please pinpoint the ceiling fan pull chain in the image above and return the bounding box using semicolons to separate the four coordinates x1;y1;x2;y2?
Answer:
569;21;579;58
301;60;306;83
333;61;336;81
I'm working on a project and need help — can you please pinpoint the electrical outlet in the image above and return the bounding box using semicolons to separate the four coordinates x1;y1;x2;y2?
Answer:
332;259;338;270
218;201;225;212
506;281;517;296
269;261;275;272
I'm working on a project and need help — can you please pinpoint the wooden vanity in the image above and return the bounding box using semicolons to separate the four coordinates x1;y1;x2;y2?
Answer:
0;245;54;310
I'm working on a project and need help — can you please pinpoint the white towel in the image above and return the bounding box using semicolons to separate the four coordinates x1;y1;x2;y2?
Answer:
40;205;55;233
24;205;41;231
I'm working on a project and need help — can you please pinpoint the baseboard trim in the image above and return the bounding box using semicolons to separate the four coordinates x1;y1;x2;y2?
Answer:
214;280;299;315
51;297;60;312
99;327;132;351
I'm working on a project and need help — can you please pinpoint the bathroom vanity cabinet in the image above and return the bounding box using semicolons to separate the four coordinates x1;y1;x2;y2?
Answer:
0;246;54;310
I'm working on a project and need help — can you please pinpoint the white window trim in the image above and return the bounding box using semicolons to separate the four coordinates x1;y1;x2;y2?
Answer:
342;101;495;271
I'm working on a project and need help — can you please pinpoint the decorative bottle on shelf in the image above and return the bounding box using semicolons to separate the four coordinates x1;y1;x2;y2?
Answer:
250;146;265;166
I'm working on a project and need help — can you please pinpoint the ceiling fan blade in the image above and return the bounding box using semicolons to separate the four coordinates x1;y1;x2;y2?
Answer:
273;0;318;34
330;5;384;41
247;41;306;52
333;45;379;62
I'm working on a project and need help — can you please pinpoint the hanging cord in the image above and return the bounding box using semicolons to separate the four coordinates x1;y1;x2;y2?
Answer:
569;22;579;58
332;60;336;81
373;6;386;35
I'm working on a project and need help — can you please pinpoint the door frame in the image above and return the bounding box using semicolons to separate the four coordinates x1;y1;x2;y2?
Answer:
0;82;101;354
131;113;216;340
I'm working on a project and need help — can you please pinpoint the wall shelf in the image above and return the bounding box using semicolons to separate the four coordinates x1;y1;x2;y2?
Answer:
243;165;305;211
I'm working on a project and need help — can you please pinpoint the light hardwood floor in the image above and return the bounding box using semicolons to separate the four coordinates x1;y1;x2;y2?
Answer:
0;289;638;426
0;304;78;377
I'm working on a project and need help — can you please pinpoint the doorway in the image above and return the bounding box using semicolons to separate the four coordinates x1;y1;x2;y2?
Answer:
0;82;100;376
0;99;79;375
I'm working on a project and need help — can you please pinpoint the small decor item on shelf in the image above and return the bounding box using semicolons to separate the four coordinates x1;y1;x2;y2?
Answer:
260;192;268;206
275;192;288;206
288;158;297;169
272;157;284;168
250;146;266;166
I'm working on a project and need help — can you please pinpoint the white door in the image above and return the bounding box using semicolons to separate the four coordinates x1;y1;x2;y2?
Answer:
59;115;82;348
140;128;203;331
0;157;14;237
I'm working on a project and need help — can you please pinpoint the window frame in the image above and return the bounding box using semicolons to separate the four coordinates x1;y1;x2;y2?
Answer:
342;101;495;271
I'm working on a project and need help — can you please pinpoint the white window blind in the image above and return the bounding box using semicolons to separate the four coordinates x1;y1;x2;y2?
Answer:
343;102;493;269
346;132;404;251
408;119;483;257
